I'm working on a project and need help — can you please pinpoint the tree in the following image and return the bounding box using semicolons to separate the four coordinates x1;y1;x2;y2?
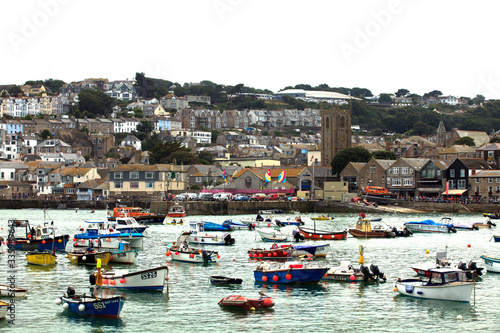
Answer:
196;151;213;165
78;89;114;116
454;136;475;147
395;89;409;97
39;129;52;140
8;85;23;97
490;137;500;143
424;90;443;98
331;147;372;176
473;94;485;105
378;93;392;104
148;140;195;165
372;150;396;160
136;120;153;134
412;121;430;135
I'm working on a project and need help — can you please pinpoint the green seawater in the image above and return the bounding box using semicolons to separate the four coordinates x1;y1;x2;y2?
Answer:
0;209;498;332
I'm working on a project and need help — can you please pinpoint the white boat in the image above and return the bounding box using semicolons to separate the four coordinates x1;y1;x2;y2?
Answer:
74;220;145;248
110;241;138;264
187;222;235;246
166;232;219;264
100;266;168;291
0;285;28;297
324;261;386;282
481;255;500;273
404;219;457;233
0;301;8;319
394;268;474;302
256;228;288;242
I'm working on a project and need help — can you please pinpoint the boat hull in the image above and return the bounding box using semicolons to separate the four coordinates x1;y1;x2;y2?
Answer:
348;229;393;238
101;266;168;291
26;252;57;266
0;301;8;319
169;250;218;264
218;295;274;310
74;234;143;248
481;255;500;273
298;227;347;240
109;250;138;264
394;280;473;302
12;235;70;251
109;215;165;224
404;224;453;233
0;285;28;297
254;267;329;284
68;251;112;265
209;276;243;285
60;295;125;318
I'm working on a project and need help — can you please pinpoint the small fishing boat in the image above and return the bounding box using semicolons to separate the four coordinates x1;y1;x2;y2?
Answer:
167;203;186;218
348;217;397;238
188;222;235;246
480;255;500;273
275;217;305;226
473;220;496;228
393;268;474;302
166;232;219;264
57;286;126;318
74;221;144;248
190;220;234;232
26;250;57;266
248;243;330;259
310;216;334;221
224;220;248;230
411;248;483;279
7;219;70;252
218;293;274;310
298;226;347;240
0;301;8;319
99;266;168;291
209;276;243;285
108;206;166;224
254;260;329;285
256;228;288;242
404;219;457;233
109;241;138;264
324;261;386;282
163;217;185;225
492;235;500;242
67;248;112;265
0;285;28;297
483;212;500;219
439;215;478;231
259;209;284;215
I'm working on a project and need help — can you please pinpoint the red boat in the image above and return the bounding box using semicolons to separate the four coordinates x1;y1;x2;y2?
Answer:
166;203;186;218
218;294;274;310
298;226;347;240
248;244;293;259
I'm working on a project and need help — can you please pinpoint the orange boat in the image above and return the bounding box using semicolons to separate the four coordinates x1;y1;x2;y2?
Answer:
108;207;165;224
362;186;398;199
166;203;186;218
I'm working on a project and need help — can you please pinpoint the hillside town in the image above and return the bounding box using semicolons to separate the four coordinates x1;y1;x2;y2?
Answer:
0;78;498;205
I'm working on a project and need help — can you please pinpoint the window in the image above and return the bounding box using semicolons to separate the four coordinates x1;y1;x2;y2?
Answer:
145;172;154;179
114;182;123;188
403;178;412;186
460;169;465;177
392;178;401;186
196;177;202;182
67;188;74;194
497;178;500;183
393;167;399;175
496;186;500;193
437;170;441;177
489;186;493;194
422;170;427;177
448;180;454;189
475;187;480;194
489;178;493;183
146;182;154;189
475;178;479;183
130;182;139;189
114;172;123;179
130;172;139;179
402;167;408;175
458;180;466;189
449;169;455;178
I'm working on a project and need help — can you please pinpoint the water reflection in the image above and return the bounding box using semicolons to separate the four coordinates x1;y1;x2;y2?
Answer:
56;311;125;329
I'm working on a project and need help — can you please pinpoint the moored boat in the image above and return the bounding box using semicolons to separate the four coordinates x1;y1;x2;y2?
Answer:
99;266;168;291
190;220;233;231
188;222;235;246
256;228;288;242
298;226;347;240
254;260;329;285
57;286;125;318
310;216;334;221
324;261;386;283
481;255;500;273
410;248;483;279
67;249;112;265
218;293;274;310
73;221;144;248
404;219;457;233
248;243;329;259
483;212;500;219
108;206;166;224
0;285;28;297
393;268;474;302
7;220;70;252
473;220;496;228
26;250;57;266
0;301;8;319
209;276;243;285
348;217;397;238
166;232;219;264
109;241;138;264
166;203;186;218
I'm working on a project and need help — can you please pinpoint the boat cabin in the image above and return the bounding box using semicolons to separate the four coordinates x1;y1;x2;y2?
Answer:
189;221;206;234
426;268;468;285
111;207;147;218
355;219;374;232
10;219;60;240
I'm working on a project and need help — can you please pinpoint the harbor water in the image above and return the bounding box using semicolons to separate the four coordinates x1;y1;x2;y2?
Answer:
0;209;499;332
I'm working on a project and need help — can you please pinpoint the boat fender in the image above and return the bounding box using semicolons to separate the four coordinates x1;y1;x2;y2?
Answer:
272;243;278;250
89;273;96;286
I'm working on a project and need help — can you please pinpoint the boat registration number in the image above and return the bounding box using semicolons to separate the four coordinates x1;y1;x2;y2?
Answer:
141;271;157;280
317;247;326;251
93;302;106;310
117;253;126;258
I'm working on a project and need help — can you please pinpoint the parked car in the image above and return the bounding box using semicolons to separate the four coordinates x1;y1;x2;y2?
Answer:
198;193;214;201
266;193;280;201
233;194;249;201
180;193;199;201
214;193;233;202
250;193;266;201
174;194;187;201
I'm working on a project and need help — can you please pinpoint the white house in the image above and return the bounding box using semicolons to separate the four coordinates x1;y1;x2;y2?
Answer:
0;161;28;181
120;135;142;150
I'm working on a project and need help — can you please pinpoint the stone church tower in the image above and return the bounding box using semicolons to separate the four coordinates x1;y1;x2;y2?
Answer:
436;120;447;147
321;106;352;166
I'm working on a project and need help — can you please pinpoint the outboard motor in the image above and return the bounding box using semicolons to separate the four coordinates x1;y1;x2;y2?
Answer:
370;264;386;280
67;286;76;297
248;223;255;231
276;220;284;227
458;262;467;271
489;221;497;227
360;265;374;280
201;250;211;263
224;233;235;245
292;230;305;242
256;214;264;222
448;226;457;233
468;261;484;277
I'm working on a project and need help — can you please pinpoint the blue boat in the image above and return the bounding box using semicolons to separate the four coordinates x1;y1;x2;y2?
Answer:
224;220;249;230
8;219;70;252
58;286;125;318
74;221;144;248
190;221;233;231
404;219;456;233
254;261;329;284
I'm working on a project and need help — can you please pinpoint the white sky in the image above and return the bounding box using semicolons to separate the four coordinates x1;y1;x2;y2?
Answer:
2;0;500;99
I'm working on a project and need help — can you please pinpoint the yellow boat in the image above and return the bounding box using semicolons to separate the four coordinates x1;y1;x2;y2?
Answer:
26;250;57;266
67;250;112;265
311;216;334;221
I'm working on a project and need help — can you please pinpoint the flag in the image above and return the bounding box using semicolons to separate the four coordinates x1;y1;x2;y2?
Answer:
445;181;449;195
265;169;271;182
222;170;227;182
310;155;314;163
278;170;286;183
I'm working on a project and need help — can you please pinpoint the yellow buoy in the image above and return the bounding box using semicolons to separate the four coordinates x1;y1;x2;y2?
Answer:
393;287;398;292
250;307;255;311
426;249;429;254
